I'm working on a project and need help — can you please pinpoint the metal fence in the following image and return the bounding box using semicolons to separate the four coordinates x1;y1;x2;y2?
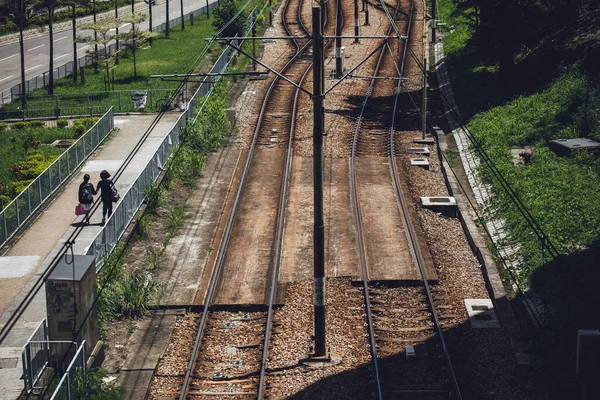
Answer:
22;319;49;394
50;341;86;400
86;9;257;268
0;1;218;106
0;108;114;248
0;89;177;120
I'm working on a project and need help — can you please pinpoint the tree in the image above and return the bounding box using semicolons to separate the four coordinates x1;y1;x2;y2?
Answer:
78;17;121;86
34;0;60;95
0;0;33;109
117;13;157;77
64;0;90;82
212;0;247;38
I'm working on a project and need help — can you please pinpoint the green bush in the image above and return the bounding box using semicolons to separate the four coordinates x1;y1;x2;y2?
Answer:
56;119;68;128
144;182;168;215
136;214;154;240
84;117;98;128
0;122;7;132
73;120;87;137
116;269;161;319
28;120;45;128
12;122;28;130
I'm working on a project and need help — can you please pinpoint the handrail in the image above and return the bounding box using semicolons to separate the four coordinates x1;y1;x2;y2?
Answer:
0;108;114;248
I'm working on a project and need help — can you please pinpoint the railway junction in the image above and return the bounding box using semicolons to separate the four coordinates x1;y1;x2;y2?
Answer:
0;0;544;398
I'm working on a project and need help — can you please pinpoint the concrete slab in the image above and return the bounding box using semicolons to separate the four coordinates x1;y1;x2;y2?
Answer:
405;147;430;156
410;158;430;170
0;257;40;278
81;160;124;173
464;299;500;329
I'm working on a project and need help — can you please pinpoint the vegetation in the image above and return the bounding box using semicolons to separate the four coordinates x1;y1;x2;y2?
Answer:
212;0;248;38
0;123;83;208
438;2;600;394
73;367;124;400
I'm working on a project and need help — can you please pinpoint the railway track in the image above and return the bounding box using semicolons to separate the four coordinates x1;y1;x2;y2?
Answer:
172;0;337;398
350;0;462;398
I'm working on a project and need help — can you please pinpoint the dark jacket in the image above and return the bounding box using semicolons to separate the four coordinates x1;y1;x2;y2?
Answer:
97;179;114;203
78;182;96;204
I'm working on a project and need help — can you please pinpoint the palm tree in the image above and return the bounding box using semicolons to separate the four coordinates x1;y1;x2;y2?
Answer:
35;0;60;94
0;0;31;109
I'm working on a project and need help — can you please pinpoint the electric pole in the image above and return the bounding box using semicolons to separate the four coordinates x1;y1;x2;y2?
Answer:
311;6;326;358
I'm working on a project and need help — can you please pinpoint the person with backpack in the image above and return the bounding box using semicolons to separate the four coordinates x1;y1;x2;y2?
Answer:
78;174;97;224
96;170;119;226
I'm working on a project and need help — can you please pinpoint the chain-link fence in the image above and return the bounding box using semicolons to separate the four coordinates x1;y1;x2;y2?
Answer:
49;341;86;400
0;108;114;248
0;1;218;107
86;9;257;268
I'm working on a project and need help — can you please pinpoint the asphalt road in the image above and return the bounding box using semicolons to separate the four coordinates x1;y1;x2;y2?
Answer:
0;0;212;98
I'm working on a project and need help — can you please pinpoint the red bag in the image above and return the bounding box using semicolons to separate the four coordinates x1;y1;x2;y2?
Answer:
75;205;86;215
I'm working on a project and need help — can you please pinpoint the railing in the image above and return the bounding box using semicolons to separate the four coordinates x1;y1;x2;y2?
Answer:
49;341;86;400
0;2;218;106
22;319;49;394
0;89;177;120
0;108;114;248
86;8;257;268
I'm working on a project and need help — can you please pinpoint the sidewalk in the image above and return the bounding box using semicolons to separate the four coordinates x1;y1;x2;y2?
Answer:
0;111;180;399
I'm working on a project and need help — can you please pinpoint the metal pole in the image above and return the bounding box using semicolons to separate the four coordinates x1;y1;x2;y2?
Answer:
364;0;369;25
166;0;170;38
335;0;342;78
312;6;326;357
149;0;153;46
180;0;185;31
354;0;359;43
422;58;427;139
269;0;272;26
252;25;256;71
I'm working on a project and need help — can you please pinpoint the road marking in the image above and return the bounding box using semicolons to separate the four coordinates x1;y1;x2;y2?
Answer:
0;54;19;62
0;75;13;83
28;44;45;52
119;23;131;29
25;64;42;72
53;54;68;61
53;36;67;43
79;45;89;51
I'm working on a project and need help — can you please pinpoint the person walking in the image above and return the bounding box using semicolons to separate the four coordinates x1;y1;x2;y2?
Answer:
78;174;97;225
96;170;117;226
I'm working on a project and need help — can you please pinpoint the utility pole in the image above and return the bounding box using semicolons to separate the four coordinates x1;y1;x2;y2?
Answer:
422;58;427;139
269;0;273;26
354;0;359;43
311;6;326;358
364;0;369;26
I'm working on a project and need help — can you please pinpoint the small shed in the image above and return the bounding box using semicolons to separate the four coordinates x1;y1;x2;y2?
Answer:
549;138;600;157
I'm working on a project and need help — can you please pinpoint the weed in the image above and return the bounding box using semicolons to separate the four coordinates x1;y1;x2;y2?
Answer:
144;182;168;215
118;269;162;319
445;148;458;167
145;246;162;270
136;214;154;240
167;205;186;233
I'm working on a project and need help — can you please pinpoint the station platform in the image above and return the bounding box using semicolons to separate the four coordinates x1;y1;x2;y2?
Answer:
0;112;180;399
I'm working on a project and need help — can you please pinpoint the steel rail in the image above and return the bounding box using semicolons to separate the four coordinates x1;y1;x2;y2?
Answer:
179;0;319;397
257;0;340;396
387;2;463;397
349;1;402;398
